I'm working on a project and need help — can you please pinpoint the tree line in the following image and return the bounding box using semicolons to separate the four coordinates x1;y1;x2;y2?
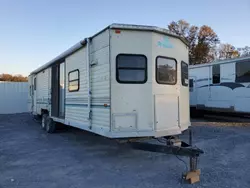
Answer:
168;20;250;65
0;74;28;82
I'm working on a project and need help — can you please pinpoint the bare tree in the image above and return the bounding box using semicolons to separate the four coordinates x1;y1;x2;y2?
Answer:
218;43;240;59
238;46;250;57
168;20;219;65
168;20;190;38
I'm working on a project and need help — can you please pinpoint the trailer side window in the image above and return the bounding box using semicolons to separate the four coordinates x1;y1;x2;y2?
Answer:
212;65;220;84
189;79;193;88
68;69;79;92
189;79;193;92
116;54;147;84
181;61;188;86
29;85;32;96
156;56;177;85
236;60;250;83
34;78;36;90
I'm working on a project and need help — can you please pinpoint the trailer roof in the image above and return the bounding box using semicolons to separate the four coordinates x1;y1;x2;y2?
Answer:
109;23;188;45
189;56;250;69
30;23;188;75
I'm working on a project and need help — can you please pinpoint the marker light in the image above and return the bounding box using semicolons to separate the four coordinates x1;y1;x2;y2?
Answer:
115;30;121;34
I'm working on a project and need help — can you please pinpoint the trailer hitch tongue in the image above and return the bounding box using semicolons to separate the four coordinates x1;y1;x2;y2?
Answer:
129;141;204;156
128;140;204;184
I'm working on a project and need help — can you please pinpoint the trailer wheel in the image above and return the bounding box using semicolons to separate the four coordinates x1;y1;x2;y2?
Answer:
45;117;56;133
41;114;48;130
190;107;196;118
196;110;204;118
190;108;204;118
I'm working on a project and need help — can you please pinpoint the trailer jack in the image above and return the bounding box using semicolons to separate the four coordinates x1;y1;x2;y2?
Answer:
128;129;204;184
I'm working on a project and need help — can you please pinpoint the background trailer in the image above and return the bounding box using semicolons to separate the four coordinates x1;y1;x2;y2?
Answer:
189;56;250;117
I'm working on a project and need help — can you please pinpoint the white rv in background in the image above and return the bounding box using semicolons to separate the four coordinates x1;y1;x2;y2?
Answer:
28;23;190;138
189;56;250;117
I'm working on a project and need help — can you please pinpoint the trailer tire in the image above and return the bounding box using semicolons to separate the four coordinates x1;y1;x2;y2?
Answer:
190;107;196;118
200;110;205;117
190;108;204;118
196;110;204;118
45;117;56;133
41;114;48;130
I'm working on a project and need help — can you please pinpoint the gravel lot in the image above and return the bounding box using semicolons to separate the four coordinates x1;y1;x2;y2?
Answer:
0;113;250;188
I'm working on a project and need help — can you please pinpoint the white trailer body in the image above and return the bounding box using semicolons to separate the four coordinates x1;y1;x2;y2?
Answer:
189;56;250;115
28;24;190;138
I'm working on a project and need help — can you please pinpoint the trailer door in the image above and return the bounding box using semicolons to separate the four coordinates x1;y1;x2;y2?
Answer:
51;63;65;118
33;76;37;114
154;56;180;131
189;77;197;107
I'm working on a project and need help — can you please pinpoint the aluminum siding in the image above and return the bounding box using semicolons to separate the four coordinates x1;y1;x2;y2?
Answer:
36;68;50;115
65;29;110;130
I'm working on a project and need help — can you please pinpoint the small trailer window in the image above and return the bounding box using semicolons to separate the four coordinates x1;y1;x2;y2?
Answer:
68;69;79;92
189;79;194;92
236;60;250;83
29;85;32;96
116;54;147;84
212;64;220;84
156;56;177;85
181;61;188;86
34;78;36;90
189;79;194;88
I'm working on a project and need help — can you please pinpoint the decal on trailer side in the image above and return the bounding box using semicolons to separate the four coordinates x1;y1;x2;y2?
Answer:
157;36;173;48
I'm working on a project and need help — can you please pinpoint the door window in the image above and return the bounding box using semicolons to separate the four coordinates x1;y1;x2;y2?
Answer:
181;61;188;86
189;79;194;92
34;78;36;90
212;64;220;84
156;56;177;85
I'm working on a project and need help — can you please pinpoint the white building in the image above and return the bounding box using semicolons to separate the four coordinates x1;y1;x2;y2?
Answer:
0;81;28;114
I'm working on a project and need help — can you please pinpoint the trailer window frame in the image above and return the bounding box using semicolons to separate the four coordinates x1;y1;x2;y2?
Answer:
212;64;220;84
235;60;250;83
181;61;188;86
68;69;80;92
29;85;32;96
34;78;36;90
116;54;147;84
156;56;177;85
189;79;194;92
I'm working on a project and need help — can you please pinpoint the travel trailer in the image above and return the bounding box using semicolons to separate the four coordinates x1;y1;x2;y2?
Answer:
28;24;204;183
28;23;190;138
189;56;250;117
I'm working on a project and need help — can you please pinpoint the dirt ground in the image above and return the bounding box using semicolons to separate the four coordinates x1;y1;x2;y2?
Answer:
0;113;249;188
